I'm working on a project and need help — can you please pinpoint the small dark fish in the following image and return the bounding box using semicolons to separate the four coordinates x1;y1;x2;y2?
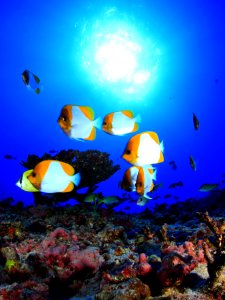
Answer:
173;195;179;200
164;194;172;199
152;182;163;192
189;155;197;171
22;69;41;94
192;113;199;130
4;154;16;160
169;160;177;170
199;183;219;192
168;181;183;189
49;150;58;154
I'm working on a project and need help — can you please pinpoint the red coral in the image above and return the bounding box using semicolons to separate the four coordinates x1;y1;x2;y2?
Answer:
158;241;206;287
103;253;152;283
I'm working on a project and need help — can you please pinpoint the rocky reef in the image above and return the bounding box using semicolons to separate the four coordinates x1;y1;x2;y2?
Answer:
1;189;225;299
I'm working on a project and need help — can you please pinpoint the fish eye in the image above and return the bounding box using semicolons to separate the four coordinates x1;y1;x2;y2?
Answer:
61;115;67;122
103;121;107;125
31;172;36;177
125;150;131;155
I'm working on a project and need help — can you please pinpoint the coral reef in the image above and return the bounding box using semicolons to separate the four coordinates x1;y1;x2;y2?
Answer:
1;189;225;299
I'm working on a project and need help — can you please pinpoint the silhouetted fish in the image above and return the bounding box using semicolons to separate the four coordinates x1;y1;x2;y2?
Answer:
189;155;197;171
169;160;177;170
22;69;41;94
199;183;219;192
168;181;183;189
4;154;16;160
192;113;199;130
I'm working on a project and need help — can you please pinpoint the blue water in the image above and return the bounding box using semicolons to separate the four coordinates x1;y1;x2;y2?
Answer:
1;0;225;211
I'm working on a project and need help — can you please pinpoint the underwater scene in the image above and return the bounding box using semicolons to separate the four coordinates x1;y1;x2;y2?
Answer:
1;0;225;299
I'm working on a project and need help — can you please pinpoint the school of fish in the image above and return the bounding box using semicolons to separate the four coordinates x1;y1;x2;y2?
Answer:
17;70;219;204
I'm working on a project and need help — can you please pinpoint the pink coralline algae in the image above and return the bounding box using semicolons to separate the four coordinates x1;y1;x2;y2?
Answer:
103;253;152;283
3;227;104;282
157;240;206;287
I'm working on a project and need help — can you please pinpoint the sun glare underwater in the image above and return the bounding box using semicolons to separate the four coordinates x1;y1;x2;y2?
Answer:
78;6;160;100
1;0;225;214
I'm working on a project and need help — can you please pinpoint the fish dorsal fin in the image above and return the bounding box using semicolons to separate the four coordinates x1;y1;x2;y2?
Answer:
60;161;75;176
122;110;134;118
63;182;74;192
80;106;94;120
149;132;160;144
86;126;96;140
132;122;139;132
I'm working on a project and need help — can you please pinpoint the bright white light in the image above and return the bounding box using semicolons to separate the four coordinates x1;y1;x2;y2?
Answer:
95;35;138;82
77;7;160;100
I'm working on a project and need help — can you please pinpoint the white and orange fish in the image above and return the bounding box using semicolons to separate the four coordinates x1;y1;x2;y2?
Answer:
102;110;141;135
120;166;141;192
16;160;80;193
57;105;102;141
135;166;156;200
121;166;156;199
122;131;164;166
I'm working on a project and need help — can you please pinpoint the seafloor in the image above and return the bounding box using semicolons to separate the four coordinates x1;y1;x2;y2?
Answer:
1;188;225;300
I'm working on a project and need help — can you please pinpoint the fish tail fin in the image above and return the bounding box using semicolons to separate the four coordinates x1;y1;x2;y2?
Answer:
135;114;142;124
72;172;81;186
144;194;152;200
152;169;157;181
93;116;103;130
160;140;164;153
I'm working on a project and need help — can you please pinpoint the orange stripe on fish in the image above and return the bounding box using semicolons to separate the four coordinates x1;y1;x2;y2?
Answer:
122;110;134;118
133;122;139;132
79;106;94;120
86;127;96;140
28;160;51;190
149;132;160;144
63;182;74;192
57;105;73;134
136;167;145;195
121;168;132;190
102;113;113;133
60;161;75;176
122;133;141;164
158;151;164;163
